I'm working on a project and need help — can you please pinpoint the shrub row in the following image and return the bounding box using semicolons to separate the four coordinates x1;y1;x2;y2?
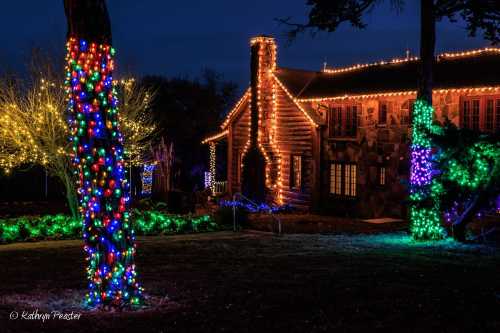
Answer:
0;211;217;244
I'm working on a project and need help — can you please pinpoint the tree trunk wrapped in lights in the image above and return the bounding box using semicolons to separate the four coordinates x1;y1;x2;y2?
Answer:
64;0;142;307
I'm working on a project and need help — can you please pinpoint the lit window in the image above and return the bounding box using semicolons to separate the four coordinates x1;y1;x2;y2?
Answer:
330;163;342;195
379;166;386;186
290;155;302;190
345;164;357;196
330;162;357;197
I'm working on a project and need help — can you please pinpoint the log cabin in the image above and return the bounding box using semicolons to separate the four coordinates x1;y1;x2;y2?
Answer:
203;35;500;218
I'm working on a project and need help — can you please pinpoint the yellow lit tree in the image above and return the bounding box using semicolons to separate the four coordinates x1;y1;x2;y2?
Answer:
0;71;155;218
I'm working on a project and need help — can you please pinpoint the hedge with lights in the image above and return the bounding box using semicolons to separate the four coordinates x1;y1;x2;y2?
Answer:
0;212;216;244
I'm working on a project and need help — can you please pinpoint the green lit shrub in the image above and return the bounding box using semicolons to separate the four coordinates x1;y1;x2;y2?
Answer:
132;210;218;235
0;211;217;244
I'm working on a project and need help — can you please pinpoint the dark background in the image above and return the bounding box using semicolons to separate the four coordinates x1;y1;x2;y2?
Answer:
0;0;490;90
0;0;492;207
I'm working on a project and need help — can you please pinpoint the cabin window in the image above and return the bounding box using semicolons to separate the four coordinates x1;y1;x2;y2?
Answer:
330;163;342;195
290;155;302;190
379;102;388;125
401;99;415;125
379;166;386;186
472;99;480;130
461;97;500;132
328;105;358;137
462;100;471;129
330;162;357;197
328;107;342;137
496;100;500;131
237;152;242;184
345;106;358;136
486;99;494;131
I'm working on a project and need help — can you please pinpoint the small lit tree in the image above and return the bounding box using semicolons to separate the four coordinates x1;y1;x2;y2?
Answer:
0;70;155;219
0;72;78;215
116;78;157;167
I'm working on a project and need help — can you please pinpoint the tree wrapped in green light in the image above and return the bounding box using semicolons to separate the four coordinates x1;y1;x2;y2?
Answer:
409;99;444;240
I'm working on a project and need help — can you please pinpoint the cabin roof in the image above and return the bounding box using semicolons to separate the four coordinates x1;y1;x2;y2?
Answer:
275;49;500;100
210;47;500;142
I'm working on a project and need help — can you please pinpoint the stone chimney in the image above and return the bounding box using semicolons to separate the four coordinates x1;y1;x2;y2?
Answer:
242;36;276;202
249;35;276;148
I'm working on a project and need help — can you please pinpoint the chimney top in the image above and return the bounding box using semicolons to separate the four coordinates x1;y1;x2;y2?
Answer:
250;35;275;45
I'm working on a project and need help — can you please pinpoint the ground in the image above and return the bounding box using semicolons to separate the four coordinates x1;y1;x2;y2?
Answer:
0;229;499;333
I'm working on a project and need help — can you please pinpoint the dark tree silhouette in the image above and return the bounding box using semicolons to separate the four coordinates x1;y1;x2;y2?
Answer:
141;71;237;193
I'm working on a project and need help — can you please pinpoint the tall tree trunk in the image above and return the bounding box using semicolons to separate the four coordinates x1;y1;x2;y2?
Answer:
64;0;142;308
418;0;436;103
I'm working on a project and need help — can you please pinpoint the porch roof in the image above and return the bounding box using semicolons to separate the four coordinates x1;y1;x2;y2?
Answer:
201;130;228;145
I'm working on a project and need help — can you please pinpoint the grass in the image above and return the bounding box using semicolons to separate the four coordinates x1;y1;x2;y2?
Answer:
0;231;499;332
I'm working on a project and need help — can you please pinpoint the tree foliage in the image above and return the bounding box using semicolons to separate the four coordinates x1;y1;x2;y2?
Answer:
141;70;237;191
432;121;500;240
280;0;499;44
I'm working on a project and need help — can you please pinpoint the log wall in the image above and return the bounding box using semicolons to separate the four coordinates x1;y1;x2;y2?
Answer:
274;85;315;209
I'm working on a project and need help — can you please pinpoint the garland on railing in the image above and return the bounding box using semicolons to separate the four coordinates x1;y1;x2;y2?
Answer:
219;200;292;214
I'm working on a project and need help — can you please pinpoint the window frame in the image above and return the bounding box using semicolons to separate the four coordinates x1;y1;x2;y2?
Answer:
236;151;242;184
486;99;494;131
401;99;415;126
330;162;357;198
379;166;386;186
328;104;359;138
471;99;480;130
460;96;500;132
496;99;500;132
378;101;388;126
290;155;302;190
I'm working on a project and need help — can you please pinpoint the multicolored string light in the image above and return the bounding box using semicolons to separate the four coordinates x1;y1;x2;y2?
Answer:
409;99;443;240
65;37;142;307
141;163;155;196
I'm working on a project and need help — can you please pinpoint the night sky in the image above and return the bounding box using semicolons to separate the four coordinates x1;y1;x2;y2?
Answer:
0;1;491;91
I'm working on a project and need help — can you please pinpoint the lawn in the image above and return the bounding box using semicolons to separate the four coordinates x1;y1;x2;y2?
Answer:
0;231;499;332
